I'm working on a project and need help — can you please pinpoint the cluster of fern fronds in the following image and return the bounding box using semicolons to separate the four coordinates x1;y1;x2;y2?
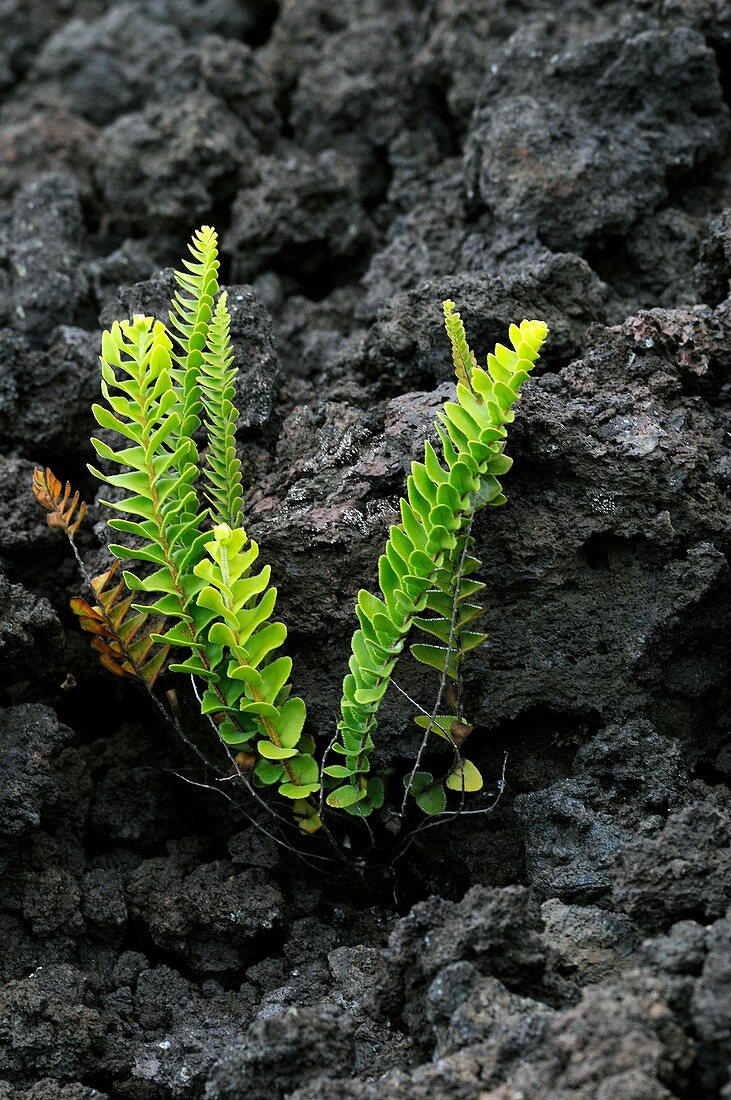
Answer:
34;225;548;836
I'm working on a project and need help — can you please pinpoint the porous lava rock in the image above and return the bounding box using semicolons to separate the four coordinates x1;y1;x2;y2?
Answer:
0;0;730;1096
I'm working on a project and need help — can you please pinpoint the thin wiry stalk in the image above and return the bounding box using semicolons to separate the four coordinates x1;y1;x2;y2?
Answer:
168;771;343;878
391;679;458;743
391;751;509;869
190;676;343;864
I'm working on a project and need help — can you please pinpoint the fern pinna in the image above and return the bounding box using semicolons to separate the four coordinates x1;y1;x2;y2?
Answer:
88;228;318;824
329;304;548;816
32;467;87;537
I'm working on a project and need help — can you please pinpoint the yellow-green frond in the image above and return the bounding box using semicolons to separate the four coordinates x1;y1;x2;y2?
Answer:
443;299;478;391
332;307;549;816
169;225;220;439
199;292;244;529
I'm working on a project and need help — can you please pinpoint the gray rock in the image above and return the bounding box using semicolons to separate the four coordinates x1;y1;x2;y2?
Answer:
0;573;64;689
327;944;384;1011
267;1;427;194
516;722;690;902
126;963;256;1094
22;4;192;126
695;208;731;306
691;911;731;1093
0;109;99;201
0;1080;106;1099
359;149;573;321
478;972;694;1100
540;900;637;985
0;458;60;568
95;92;256;234
196;36;280;146
0;172;87;342
371;885;557;1041
22;868;84;937
206;1004;355;1099
465;25;730;251
89;764;180;848
80;868;127;943
612;791;731;931
636;920;708;977
428;965;551;1062
0;705;71;841
0;327;98;462
126;856;286;977
227;285;281;431
0;965;106;1081
225;151;368;283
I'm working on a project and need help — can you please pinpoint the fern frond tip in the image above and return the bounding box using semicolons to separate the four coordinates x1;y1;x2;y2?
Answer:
516;318;549;353
442;298;478;390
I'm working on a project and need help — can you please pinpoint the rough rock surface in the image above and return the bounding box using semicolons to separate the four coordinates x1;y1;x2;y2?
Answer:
0;573;63;690
225;151;369;284
0;705;72;846
465;24;730;253
0;0;730;1097
94;92;258;235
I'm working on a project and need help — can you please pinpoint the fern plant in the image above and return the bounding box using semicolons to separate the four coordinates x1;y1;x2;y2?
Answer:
35;223;548;838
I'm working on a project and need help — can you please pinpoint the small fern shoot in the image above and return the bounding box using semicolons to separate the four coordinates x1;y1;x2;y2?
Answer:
169;224;219;440
32;467;86;536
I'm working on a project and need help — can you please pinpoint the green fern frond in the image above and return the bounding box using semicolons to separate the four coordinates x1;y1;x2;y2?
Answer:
89;314;208;644
170;523;317;801
169;224;220;442
89;230;318;822
443;298;478;391
409;535;487;681
331;306;549;815
199;292;244;529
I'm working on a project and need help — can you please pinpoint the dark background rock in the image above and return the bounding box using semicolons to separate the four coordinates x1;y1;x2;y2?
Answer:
225;151;369;285
0;0;730;1097
464;25;730;254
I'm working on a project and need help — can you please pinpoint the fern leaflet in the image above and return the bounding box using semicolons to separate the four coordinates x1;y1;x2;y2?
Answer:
33;467;87;536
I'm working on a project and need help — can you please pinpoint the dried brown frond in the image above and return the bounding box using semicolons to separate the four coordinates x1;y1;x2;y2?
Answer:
32;467;87;537
70;562;169;686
